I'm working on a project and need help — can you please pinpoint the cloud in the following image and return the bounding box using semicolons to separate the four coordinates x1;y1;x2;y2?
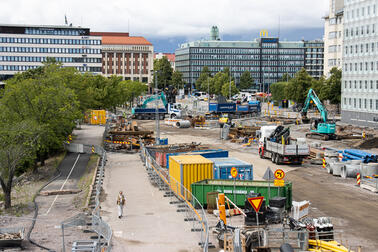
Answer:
0;0;327;39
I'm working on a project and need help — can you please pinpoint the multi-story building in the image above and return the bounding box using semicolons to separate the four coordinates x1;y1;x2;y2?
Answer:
323;0;344;77
154;52;175;70
341;0;378;127
0;24;102;84
92;32;153;83
304;40;324;79
175;27;323;91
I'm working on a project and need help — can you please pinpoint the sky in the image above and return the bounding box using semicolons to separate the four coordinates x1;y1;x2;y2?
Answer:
0;0;329;52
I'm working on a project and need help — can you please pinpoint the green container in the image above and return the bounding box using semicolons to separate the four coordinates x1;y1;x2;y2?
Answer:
191;179;292;210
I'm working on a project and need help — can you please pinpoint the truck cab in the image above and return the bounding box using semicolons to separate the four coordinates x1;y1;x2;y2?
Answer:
168;103;183;118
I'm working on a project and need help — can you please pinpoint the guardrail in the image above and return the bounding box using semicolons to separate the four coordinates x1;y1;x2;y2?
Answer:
140;144;210;251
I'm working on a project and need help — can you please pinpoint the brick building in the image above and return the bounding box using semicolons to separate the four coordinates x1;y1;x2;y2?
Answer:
91;32;153;83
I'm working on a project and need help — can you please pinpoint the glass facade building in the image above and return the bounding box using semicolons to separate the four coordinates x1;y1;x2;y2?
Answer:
0;24;102;84
175;37;324;91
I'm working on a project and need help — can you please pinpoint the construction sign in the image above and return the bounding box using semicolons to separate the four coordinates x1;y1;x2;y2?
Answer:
247;196;264;213
230;167;238;179
274;169;285;180
91;145;95;153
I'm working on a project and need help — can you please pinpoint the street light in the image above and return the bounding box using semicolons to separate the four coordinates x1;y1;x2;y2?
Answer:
153;70;161;144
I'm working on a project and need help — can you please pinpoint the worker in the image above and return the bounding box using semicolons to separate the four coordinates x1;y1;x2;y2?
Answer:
116;191;125;219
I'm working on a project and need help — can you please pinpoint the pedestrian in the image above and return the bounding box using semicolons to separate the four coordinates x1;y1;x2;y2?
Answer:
116;191;125;219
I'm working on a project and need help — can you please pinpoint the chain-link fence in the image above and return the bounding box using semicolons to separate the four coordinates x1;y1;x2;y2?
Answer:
140;144;210;251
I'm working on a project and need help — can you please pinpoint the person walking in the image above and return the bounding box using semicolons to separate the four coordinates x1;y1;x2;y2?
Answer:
116;191;125;219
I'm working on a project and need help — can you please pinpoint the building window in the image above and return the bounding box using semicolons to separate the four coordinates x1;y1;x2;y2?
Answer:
365;80;368;89
354;98;356;108
359;98;362;108
370;99;373;109
371;80;373;89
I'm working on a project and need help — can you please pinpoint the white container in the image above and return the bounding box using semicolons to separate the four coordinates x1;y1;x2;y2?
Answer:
291;200;310;221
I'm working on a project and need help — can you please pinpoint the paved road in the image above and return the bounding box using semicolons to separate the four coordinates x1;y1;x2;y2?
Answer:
101;152;201;252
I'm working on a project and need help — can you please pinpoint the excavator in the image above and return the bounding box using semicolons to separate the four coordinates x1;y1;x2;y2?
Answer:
301;89;336;140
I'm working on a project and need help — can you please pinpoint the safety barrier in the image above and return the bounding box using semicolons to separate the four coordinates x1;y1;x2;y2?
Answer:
140;144;210;251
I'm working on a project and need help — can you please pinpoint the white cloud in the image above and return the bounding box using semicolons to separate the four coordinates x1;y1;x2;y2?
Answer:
0;0;328;38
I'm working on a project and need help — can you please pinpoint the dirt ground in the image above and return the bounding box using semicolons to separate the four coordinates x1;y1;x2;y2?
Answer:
139;119;378;251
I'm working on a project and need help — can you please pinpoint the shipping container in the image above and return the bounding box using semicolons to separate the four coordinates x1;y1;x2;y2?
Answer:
169;155;213;200
191;179;292;210
166;149;228;169
90;110;106;125
155;152;167;167
208;157;253;180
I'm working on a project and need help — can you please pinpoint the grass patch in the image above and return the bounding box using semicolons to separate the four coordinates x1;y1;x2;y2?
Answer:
0;152;66;215
73;154;100;210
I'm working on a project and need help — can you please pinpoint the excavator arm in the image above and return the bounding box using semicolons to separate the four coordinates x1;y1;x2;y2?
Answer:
140;92;168;109
301;89;328;123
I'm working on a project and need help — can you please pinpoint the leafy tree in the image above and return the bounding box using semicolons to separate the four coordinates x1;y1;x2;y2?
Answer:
279;73;292;82
221;81;238;98
153;57;173;89
120;80;148;107
239;71;254;90
213;72;230;95
270;82;288;101
326;67;342;104
195;66;211;90
0;120;40;209
171;71;185;89
285;68;313;104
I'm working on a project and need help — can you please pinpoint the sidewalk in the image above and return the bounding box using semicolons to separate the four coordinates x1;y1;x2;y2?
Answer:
101;152;201;252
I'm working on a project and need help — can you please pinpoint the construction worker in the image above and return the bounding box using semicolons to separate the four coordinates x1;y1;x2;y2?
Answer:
116;191;125;219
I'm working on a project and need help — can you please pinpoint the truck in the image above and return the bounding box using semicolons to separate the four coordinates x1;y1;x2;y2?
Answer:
132;92;183;120
258;125;310;165
209;101;261;116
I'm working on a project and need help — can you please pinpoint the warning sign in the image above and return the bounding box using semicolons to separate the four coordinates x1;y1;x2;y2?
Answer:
274;169;285;180
230;167;238;179
247;196;264;213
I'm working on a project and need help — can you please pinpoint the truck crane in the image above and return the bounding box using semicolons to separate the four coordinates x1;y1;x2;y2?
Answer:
301;89;336;140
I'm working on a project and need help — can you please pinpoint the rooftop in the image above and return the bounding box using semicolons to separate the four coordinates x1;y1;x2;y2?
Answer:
0;24;89;30
92;32;152;45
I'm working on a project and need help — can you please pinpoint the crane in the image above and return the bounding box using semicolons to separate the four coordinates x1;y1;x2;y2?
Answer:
301;89;336;140
140;92;168;109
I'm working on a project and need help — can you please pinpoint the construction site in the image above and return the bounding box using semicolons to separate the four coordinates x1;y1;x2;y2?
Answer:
1;92;377;252
95;90;378;252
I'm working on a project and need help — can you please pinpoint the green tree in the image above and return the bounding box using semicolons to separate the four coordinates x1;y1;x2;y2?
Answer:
0;120;40;209
195;66;211;90
153;57;173;89
239;71;254;90
120;80;148;107
326;67;342;104
270;82;288;101
285;68;313;104
221;81;238;98
171;71;185;89
213;72;230;95
279;73;292;82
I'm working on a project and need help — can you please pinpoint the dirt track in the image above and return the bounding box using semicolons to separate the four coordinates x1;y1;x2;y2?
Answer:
139;120;378;251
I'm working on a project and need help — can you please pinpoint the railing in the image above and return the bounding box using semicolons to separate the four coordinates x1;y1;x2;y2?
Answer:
90;144;112;252
140;144;210;251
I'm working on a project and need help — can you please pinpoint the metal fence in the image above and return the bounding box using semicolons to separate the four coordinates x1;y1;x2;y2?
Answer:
140;144;210;251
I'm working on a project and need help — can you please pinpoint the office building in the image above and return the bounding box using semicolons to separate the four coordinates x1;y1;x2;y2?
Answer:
304;40;324;79
323;0;344;77
175;27;323;91
154;52;175;70
92;32;153;83
0;24;102;84
341;0;378;127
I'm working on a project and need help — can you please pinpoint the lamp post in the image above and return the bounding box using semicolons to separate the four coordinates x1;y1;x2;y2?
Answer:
229;63;232;100
154;70;160;144
208;77;210;107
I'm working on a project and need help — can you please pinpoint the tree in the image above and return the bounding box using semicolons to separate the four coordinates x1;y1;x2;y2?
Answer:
326;67;342;104
239;71;254;90
285;68;313;104
195;66;211;90
213;72;230;95
171;71;185;89
279;73;292;82
270;82;288;102
221;81;238;98
0;120;40;209
119;80;147;107
153;57;173;89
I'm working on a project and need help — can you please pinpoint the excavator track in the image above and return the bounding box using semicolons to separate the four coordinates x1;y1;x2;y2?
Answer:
306;132;330;141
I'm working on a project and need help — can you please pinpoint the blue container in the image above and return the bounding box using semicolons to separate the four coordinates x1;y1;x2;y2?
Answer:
166;149;229;169
208;157;253;180
159;138;168;145
236;105;249;112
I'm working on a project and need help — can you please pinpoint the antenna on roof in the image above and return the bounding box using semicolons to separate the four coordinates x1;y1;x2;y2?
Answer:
278;15;280;38
64;14;68;25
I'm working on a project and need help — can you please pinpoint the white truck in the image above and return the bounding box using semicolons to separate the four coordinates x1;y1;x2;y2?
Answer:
257;126;310;165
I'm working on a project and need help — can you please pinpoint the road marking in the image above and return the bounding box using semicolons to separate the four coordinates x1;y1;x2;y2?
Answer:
44;154;81;215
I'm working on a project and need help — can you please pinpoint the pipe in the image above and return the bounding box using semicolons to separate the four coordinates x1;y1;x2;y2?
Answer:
176;120;191;128
330;163;344;176
341;164;360;179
